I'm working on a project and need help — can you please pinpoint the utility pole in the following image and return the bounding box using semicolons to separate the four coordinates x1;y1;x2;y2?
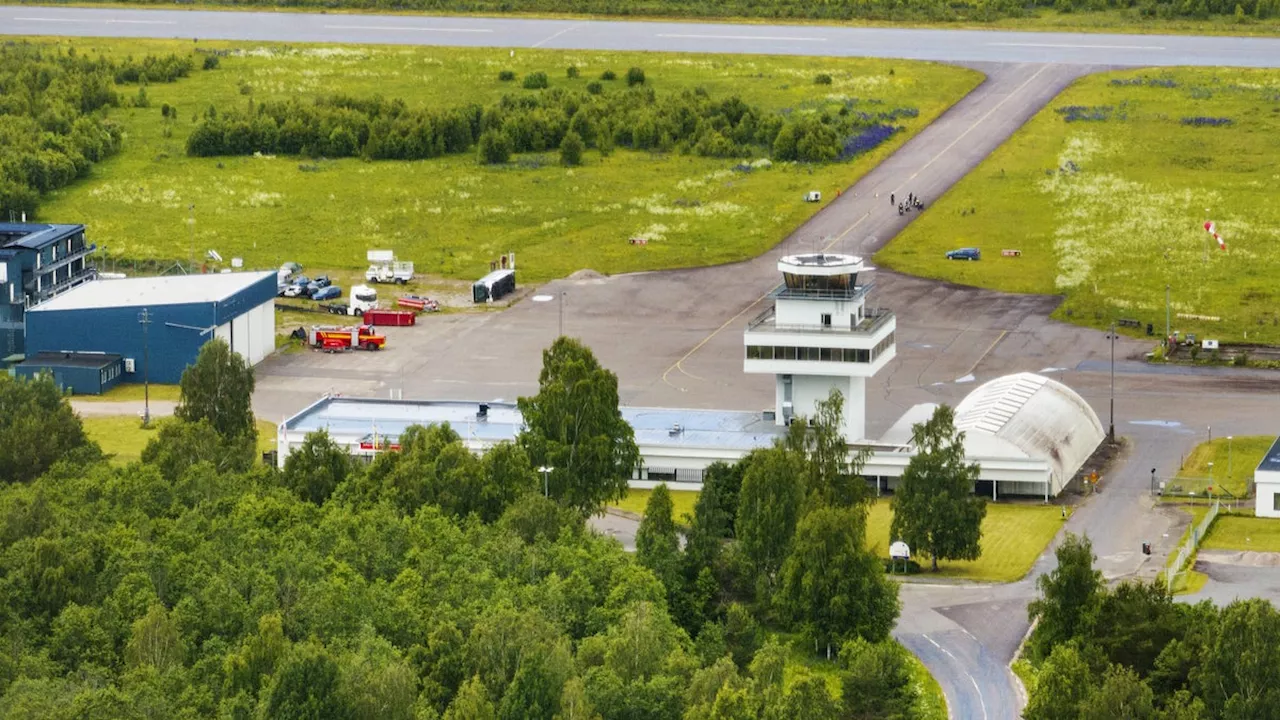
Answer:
1108;321;1116;444
138;308;152;427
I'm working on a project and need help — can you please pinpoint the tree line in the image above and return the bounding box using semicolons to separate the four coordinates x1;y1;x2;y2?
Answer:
0;336;941;719
1023;533;1280;718
185;82;911;166
0;43;202;220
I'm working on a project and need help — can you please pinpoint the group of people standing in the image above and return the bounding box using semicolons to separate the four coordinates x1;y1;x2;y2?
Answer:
890;192;924;216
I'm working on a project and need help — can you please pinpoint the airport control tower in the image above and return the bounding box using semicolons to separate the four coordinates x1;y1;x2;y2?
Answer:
743;253;896;442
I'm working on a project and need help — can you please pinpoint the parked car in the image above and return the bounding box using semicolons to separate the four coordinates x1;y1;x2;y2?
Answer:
306;276;332;296
283;284;307;298
945;247;981;261
312;285;342;301
280;261;303;276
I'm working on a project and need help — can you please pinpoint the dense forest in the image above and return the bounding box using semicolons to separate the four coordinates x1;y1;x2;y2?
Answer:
1022;533;1280;718
0;43;207;220
186;78;912;165
62;0;1280;25
0;337;927;719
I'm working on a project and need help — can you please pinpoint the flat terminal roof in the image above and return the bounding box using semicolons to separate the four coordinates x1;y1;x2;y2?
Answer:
283;397;787;452
21;351;122;369
0;223;85;250
30;271;275;312
1259;436;1280;473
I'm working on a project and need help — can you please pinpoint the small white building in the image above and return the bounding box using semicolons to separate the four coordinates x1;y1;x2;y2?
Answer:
1253;437;1280;518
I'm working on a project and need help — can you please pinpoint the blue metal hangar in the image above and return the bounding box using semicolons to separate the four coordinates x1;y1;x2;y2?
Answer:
25;271;277;385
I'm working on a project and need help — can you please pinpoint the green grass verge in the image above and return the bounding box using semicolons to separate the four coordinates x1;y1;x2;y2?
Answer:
876;66;1280;344
868;499;1067;582
609;488;699;523
1202;515;1280;552
1171;435;1271;498
782;636;945;718
84;416;278;465
1012;658;1037;697
36;38;981;283
72;383;182;403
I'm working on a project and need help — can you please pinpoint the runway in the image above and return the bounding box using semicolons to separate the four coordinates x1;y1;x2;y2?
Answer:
5;5;1280;67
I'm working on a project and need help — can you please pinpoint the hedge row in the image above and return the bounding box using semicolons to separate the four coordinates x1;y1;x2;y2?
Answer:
186;86;913;165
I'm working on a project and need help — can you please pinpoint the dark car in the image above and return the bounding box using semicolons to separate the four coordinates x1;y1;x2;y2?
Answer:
312;285;342;301
945;247;981;261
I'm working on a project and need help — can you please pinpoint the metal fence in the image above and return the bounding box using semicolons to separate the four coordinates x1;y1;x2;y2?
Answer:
1166;499;1220;593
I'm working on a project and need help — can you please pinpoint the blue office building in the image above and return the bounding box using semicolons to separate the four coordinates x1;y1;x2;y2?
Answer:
0;223;97;359
25;271;277;385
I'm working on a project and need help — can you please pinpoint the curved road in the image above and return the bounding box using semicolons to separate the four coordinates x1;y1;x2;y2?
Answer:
4;5;1280;67
10;7;1280;718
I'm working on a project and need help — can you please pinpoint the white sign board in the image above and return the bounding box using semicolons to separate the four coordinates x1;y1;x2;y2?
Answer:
367;249;395;263
889;541;911;560
1202;339;1219;350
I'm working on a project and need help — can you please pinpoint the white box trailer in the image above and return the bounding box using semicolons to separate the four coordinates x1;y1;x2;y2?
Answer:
365;249;414;284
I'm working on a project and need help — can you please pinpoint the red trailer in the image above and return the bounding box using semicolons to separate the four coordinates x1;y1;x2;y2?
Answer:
363;308;416;326
397;295;440;312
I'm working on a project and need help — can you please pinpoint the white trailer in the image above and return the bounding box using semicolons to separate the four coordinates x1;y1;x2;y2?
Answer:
366;249;414;285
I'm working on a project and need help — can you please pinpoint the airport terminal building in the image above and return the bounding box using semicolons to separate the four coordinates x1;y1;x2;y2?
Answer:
278;253;1105;499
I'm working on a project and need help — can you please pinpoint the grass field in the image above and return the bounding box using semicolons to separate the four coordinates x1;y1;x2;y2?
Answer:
867;500;1067;582
35;38;980;283
1171;435;1273;498
84;416;278;465
609;488;700;523
1202;514;1280;552
876;67;1280;344
73;383;182;403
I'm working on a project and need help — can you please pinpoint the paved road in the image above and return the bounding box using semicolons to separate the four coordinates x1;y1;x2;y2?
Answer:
6;5;1280;67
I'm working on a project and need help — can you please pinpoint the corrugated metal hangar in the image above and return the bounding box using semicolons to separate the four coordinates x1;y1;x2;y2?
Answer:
25;271;276;386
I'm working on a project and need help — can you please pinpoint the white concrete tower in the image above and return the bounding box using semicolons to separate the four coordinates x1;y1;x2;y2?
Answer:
743;252;896;442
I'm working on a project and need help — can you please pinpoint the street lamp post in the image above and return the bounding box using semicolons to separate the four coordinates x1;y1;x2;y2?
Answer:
1151;467;1157;497
538;465;553;498
138;308;152;427
1108;321;1116;444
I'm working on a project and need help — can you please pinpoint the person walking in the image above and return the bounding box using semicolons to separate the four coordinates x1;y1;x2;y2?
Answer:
890;192;895;206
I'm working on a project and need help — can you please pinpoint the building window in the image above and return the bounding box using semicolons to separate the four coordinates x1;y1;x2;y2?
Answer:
821;313;831;327
1274;492;1280;512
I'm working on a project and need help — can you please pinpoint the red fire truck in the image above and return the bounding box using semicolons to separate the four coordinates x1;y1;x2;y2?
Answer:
308;325;387;352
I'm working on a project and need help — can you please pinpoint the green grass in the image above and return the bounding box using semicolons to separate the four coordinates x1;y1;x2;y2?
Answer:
72;383;182;403
609;488;699;523
84;416;278;465
34;38;981;283
1171;435;1272;498
876;66;1280;344
1202;515;1280;552
867;499;1067;582
783;636;945;719
1012;658;1037;697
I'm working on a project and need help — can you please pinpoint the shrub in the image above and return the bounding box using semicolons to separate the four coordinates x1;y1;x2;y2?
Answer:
600;69;617;81
560;131;584;166
161;103;171;119
202;54;220;70
814;73;833;85
522;72;549;89
498;70;516;82
586;81;603;95
135;86;150;108
567;66;579;78
626;67;646;87
478;130;512;164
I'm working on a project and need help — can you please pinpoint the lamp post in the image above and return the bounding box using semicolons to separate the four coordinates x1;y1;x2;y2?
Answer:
538;465;553;498
1151;467;1157;497
1108;321;1116;444
137;308;152;427
1227;435;1233;483
558;292;565;338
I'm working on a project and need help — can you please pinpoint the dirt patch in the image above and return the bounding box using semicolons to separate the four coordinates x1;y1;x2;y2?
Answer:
569;269;607;282
1062;436;1126;497
1197;549;1280;567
